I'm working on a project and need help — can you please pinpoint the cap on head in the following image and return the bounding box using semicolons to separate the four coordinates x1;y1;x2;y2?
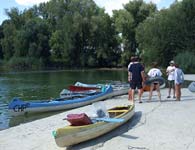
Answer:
170;60;174;64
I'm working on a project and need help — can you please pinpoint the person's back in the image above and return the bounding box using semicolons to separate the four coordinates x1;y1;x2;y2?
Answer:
129;63;144;82
174;64;184;101
147;62;162;101
175;67;184;85
148;68;162;78
128;57;145;103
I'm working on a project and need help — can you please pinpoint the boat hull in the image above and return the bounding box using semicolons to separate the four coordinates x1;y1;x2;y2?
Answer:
61;82;129;98
8;85;113;116
53;105;135;147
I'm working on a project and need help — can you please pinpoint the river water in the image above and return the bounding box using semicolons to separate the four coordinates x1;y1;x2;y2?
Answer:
0;69;128;130
0;70;191;130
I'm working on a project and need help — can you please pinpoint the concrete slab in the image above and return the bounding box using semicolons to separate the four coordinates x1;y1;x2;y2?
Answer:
68;88;195;150
184;74;195;81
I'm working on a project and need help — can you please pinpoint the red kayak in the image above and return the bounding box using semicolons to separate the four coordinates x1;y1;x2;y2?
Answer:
68;85;100;92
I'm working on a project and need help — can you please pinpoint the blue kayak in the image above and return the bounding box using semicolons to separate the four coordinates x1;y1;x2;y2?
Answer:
8;85;113;116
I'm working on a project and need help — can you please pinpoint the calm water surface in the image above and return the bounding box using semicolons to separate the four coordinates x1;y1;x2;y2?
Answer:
0;70;192;130
0;69;128;130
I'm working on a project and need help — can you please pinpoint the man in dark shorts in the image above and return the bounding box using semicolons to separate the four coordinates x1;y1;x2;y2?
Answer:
128;57;145;104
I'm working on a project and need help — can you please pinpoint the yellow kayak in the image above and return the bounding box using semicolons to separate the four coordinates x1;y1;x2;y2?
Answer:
52;104;135;147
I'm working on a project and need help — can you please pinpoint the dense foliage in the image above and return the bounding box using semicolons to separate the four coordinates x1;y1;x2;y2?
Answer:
0;0;195;72
136;0;195;72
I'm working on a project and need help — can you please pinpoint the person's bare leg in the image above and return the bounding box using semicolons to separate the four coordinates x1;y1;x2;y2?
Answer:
173;85;175;98
149;84;154;101
138;89;142;103
140;87;144;98
167;82;171;98
178;84;181;100
156;84;161;101
128;88;132;100
175;84;180;101
168;87;171;97
131;89;135;103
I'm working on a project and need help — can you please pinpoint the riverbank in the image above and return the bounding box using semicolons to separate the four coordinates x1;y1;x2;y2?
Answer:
0;75;195;150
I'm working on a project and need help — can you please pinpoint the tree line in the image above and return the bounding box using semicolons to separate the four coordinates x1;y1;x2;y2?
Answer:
0;0;195;72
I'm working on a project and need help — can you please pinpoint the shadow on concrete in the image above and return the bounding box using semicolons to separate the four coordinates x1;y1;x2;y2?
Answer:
142;95;195;103
66;111;142;150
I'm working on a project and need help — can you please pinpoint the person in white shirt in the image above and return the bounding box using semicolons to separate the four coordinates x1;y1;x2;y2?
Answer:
166;60;176;98
174;64;184;101
147;62;162;101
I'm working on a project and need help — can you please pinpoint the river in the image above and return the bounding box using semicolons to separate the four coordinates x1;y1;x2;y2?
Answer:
0;69;128;130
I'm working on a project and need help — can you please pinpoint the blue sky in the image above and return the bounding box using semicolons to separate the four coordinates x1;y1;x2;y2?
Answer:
0;0;180;25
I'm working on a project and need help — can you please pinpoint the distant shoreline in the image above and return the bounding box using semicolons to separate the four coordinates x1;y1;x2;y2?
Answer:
0;67;128;74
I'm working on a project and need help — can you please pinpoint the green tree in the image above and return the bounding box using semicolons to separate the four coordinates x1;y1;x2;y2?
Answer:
0;26;4;59
1;21;16;60
113;0;156;66
49;16;73;66
174;51;195;73
136;0;195;67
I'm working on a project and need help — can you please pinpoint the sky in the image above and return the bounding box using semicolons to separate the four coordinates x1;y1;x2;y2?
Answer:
0;0;181;24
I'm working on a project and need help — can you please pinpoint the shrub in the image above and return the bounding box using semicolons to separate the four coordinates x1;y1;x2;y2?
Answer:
6;57;42;70
174;51;195;73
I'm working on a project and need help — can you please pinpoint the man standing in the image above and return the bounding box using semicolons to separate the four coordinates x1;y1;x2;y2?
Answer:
128;56;145;104
127;56;135;101
166;60;175;98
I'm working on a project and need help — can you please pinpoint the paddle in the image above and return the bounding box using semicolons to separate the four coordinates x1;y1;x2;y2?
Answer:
63;117;124;123
92;117;124;123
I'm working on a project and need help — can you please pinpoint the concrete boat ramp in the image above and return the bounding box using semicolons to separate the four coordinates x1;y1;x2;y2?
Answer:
0;75;195;150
